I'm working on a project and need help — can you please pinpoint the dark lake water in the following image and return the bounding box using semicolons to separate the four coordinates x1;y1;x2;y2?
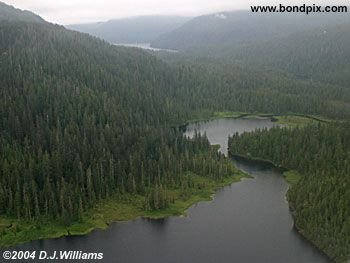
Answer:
15;118;329;263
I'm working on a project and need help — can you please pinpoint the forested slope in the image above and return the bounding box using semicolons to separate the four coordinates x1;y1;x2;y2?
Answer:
229;123;350;262
171;62;350;119
0;2;44;22
152;11;350;86
151;11;349;52
0;6;238;234
1;2;350;253
228;22;350;86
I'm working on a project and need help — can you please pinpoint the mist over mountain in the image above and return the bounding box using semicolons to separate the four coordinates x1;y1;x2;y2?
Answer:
152;11;350;85
151;11;350;51
67;16;191;44
1;2;349;262
0;1;44;22
227;22;350;86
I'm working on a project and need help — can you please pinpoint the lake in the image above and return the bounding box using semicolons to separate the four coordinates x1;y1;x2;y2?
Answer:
15;118;329;262
114;43;178;53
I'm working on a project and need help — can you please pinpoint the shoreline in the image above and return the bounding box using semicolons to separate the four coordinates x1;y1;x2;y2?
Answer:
0;168;248;248
177;111;329;131
0;114;333;252
228;153;334;262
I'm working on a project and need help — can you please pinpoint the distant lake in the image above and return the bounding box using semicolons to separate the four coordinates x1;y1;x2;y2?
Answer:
15;118;329;263
114;43;178;53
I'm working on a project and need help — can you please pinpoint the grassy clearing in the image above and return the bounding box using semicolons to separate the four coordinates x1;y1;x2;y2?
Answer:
212;111;246;118
0;169;247;248
183;110;329;128
0;112;322;248
145;171;247;219
276;115;320;127
283;170;302;186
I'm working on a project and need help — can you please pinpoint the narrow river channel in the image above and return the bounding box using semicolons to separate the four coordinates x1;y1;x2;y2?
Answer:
15;118;329;263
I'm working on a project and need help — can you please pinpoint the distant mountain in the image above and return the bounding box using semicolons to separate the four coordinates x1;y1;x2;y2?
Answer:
228;22;350;86
67;16;191;44
1;3;349;261
152;11;350;86
0;1;44;22
151;11;350;52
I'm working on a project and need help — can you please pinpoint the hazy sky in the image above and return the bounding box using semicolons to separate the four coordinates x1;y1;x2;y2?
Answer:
4;0;349;24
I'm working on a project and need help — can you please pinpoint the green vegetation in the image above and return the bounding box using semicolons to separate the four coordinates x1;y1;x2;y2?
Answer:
212;111;245;119
0;2;44;23
0;162;247;247
173;60;350;119
0;5;252;247
181;111;261;126
1;3;350;258
275;115;331;126
184;111;327;129
276;115;319;127
152;11;350;87
229;123;350;262
283;171;302;186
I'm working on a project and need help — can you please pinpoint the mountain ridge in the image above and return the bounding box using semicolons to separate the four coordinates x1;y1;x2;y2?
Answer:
151;11;350;51
67;15;191;44
0;1;44;23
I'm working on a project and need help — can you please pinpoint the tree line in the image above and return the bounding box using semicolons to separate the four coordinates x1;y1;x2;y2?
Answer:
228;123;350;262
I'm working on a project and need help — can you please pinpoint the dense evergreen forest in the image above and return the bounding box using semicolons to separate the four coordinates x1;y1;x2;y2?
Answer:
0;3;349;261
226;23;350;87
171;61;350;118
152;11;350;88
0;2;44;23
229;123;350;262
0;18;239;223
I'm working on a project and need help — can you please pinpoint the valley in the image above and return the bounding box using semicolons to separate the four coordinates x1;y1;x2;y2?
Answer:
0;1;349;262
